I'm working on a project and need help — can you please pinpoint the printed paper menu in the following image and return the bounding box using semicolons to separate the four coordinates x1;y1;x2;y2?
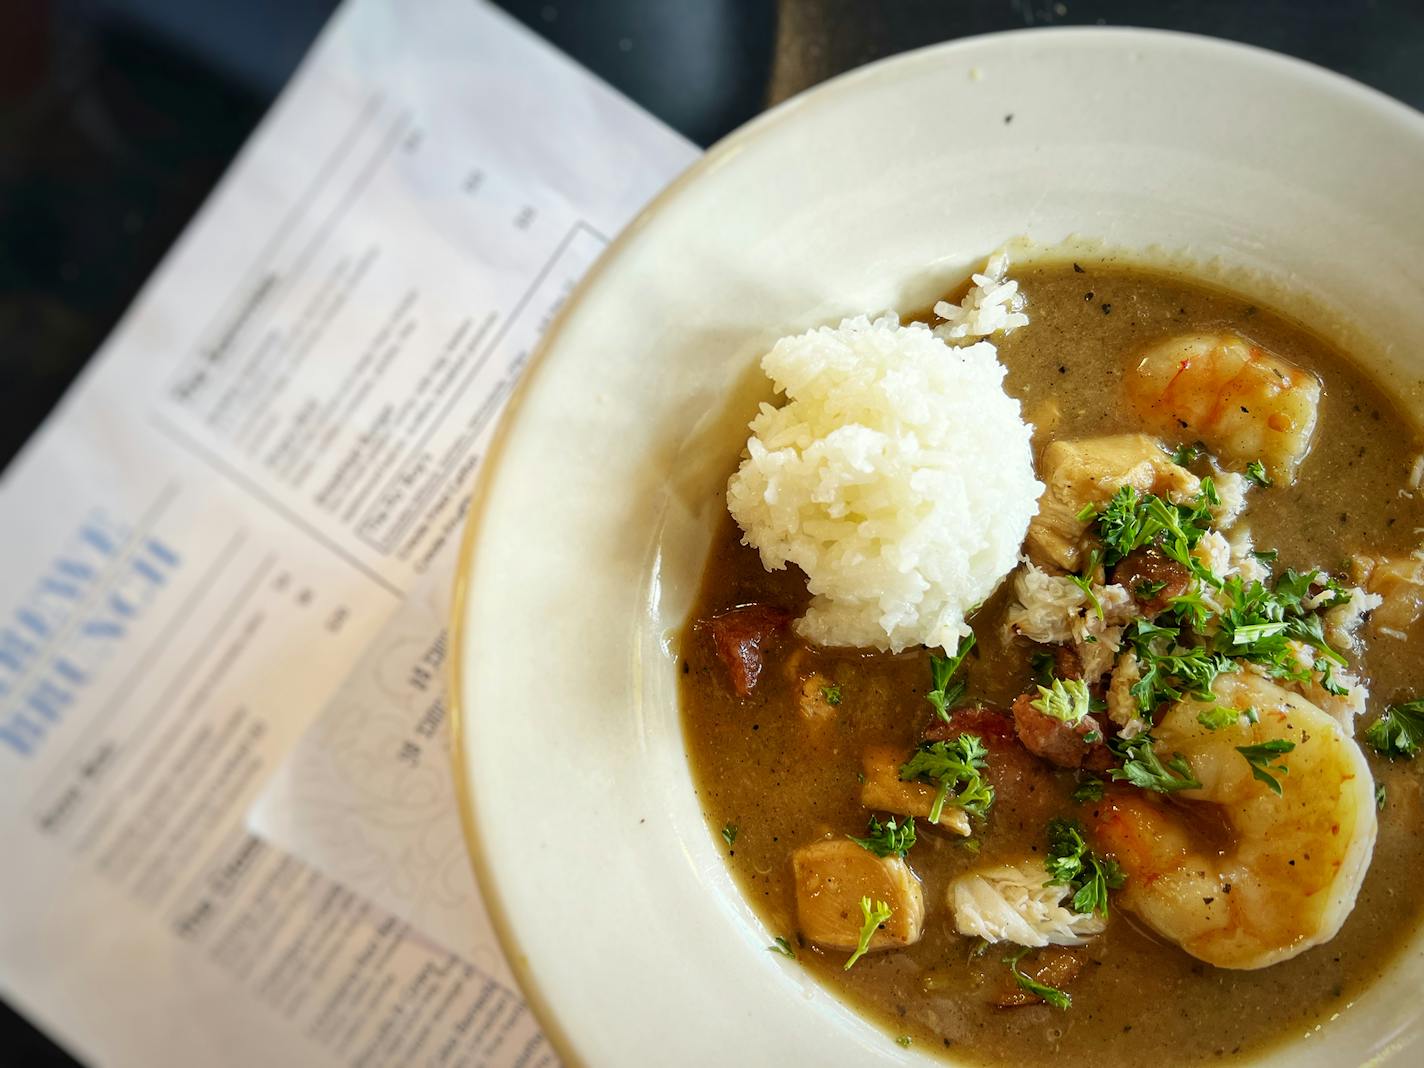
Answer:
249;559;488;974
0;1;696;1064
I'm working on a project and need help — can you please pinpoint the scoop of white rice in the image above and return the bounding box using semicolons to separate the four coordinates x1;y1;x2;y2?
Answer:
726;313;1042;653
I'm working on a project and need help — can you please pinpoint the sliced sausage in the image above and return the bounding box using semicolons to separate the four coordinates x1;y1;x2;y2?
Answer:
1110;547;1191;617
1010;692;1104;770
701;605;792;697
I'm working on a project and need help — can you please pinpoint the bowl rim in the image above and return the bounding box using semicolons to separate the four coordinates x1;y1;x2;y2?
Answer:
447;25;1424;1067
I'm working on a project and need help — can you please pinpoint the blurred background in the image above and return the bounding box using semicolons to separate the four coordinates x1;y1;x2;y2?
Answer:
1;0;1420;1062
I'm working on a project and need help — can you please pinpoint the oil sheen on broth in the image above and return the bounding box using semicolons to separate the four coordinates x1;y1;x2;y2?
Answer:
679;261;1424;1064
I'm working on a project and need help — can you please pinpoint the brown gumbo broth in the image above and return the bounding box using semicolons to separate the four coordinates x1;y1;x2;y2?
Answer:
679;262;1424;1064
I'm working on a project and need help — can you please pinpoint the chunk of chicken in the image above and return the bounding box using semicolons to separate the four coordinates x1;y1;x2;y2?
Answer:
791;839;925;951
860;746;971;835
797;673;839;724
1125;332;1321;484
1028;434;1200;571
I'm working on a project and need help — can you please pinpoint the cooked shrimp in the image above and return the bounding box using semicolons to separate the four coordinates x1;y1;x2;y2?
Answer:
1088;673;1376;969
1125;332;1321;483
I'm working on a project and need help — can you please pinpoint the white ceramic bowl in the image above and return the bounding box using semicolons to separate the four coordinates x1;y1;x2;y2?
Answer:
451;27;1424;1067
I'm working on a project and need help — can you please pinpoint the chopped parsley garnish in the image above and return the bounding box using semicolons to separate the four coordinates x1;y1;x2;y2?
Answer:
1250;547;1279;563
1315;657;1349;696
1069;548;1104;620
1081;484;1216;583
1044;818;1125;917
1003;947;1071;1010
1030;677;1093;726
821;683;843;706
1207;573;1348;682
1109;732;1202;793
1199;475;1221;508
849;815;917;858
1166;587;1212;629
1376;782;1387;811
1030;650;1057;686
1071;776;1105;804
768;936;796;958
1237;739;1295;795
1364;699;1424;759
926;632;976;721
844;897;892;970
1196;705;1240;731
1244;459;1273;487
1125;619;1234;713
721;823;738;848
1134;578;1169;600
1171;441;1205;467
900;734;994;822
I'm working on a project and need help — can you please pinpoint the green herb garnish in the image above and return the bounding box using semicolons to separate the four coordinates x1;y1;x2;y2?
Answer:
1315;657;1350;697
821;683;843;706
1030;650;1057;686
1171;441;1204;467
1071;776;1105;804
1003;946;1071;1010
1364;699;1424;759
844;897;892;970
1237;739;1295;795
1196;705;1239;731
900;734;994;822
1125;619;1235;713
768;936;796;958
1069;547;1105;620
926;632;976;721
721;823;738;848
1109;732;1202;793
1376;782;1387;811
1244;459;1273;487
1030;677;1093;726
1134;578;1169;600
849;815;916;858
1082;484;1216;582
1044;817;1126;917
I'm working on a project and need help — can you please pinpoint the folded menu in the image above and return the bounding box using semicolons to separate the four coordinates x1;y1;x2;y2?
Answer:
0;1;695;1065
249;545;494;970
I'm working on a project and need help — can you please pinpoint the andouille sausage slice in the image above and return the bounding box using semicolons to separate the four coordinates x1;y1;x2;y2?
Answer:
701;605;792;697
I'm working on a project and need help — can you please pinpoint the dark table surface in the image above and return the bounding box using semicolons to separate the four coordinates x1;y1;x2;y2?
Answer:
2;0;1421;1063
